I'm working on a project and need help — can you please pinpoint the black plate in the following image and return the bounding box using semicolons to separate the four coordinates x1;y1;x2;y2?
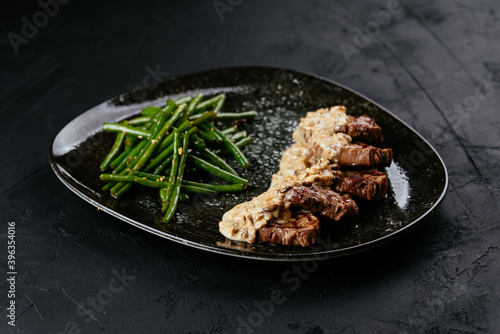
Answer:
49;66;448;261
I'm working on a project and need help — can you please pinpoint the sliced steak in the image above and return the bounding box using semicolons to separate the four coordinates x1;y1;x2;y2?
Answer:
334;115;383;143
344;115;384;143
337;142;392;167
333;170;389;201
258;213;320;247
284;186;359;223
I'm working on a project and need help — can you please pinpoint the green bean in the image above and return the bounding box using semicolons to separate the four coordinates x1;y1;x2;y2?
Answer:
180;185;217;196
110;170;135;197
197;129;218;144
109;141;143;176
133;102;185;172
114;182;134;198
154;155;174;175
182;180;246;192
111;114;169;197
212;127;226;142
199;124;222;144
162;187;190;204
100;128;126;172
216;137;252;156
231;131;247;142
128;112;168;173
213;127;249;169
159;188;167;204
100;93;254;202
194;94;225;112
213;94;226;114
126;116;151;125
156;122;188;153
176;93;203;126
124;129;147;146
103;136;136;193
163;132;190;222
145;127;198;172
236;136;251;147
124;108;165;147
175;96;192;105
102;182;115;192
113;139;148;174
162;133;182;212
188;113;204;121
191;135;206;151
178;133;190;178
131;171;166;181
191;111;218;127
124;137;136;147
100;174;168;188
141;106;161;116
111;173;132;197
216;111;257;121
126;101;174;158
105;127;137;173
189;156;248;186
221;126;238;136
138;108;165;132
156;111;216;153
110;110;169;197
205;183;246;192
198;148;237;175
109;146;132;169
102;123;152;138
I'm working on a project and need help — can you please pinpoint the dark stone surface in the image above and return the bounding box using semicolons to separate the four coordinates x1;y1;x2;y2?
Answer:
1;0;499;333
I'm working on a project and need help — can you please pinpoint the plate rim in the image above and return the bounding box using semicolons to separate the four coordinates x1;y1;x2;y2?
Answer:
49;65;449;261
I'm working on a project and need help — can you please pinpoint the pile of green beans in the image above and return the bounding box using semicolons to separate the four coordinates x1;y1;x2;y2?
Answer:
99;93;255;223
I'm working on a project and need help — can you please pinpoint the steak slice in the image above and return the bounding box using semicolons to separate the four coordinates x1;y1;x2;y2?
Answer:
333;170;389;201
344;115;384;143
337;142;392;167
258;213;320;247
284;186;359;223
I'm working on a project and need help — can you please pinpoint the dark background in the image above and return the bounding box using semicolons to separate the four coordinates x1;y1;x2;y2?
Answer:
2;0;500;333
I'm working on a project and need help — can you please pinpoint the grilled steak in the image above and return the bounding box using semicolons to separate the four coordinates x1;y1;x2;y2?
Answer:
220;105;393;247
333;170;389;201
337;142;392;167
337;115;384;143
284;186;359;223
258;213;320;247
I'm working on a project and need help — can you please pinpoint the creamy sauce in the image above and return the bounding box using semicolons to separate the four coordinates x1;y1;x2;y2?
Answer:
293;106;351;164
219;106;352;243
279;143;310;172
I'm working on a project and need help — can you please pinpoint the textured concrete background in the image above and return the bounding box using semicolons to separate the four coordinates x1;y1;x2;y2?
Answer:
1;0;499;333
